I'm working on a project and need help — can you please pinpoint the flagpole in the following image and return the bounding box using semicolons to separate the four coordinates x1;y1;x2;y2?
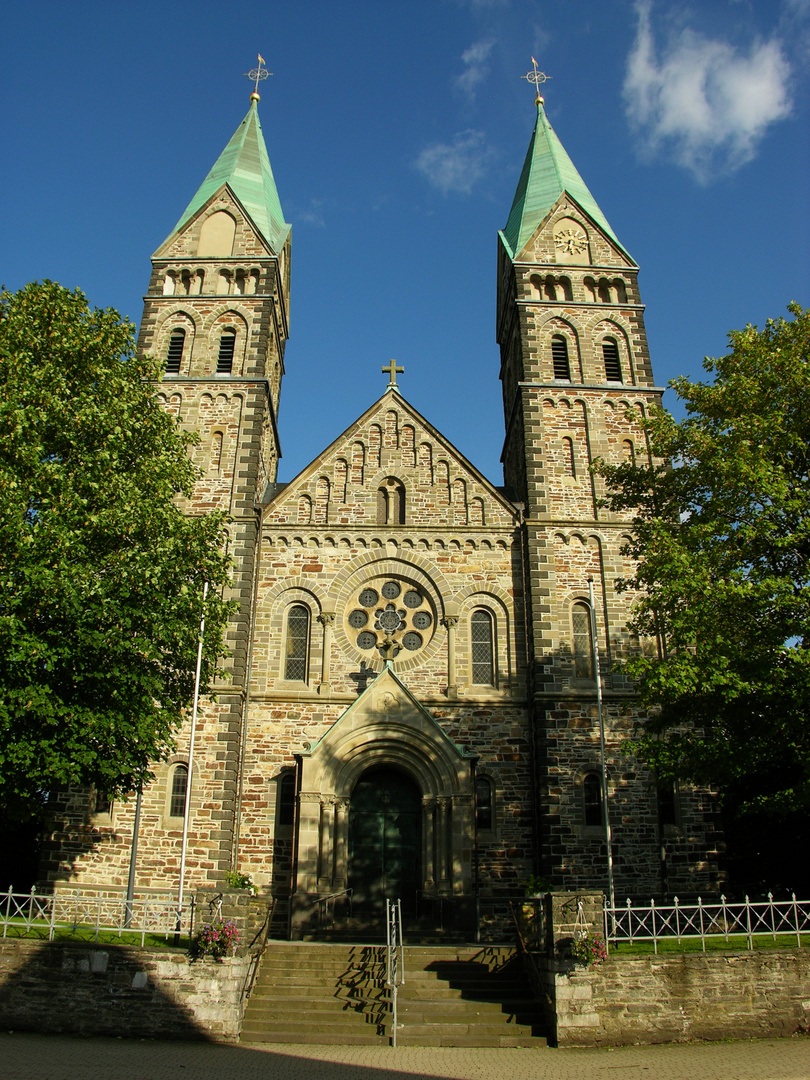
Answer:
588;577;616;924
176;580;208;941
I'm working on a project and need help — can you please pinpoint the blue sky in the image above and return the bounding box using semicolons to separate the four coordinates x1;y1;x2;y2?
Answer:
2;0;808;484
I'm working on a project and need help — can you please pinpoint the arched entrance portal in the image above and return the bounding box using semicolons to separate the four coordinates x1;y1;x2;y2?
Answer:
348;767;421;917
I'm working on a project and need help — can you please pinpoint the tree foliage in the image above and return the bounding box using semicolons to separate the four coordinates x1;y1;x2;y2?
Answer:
597;304;810;814
0;282;233;810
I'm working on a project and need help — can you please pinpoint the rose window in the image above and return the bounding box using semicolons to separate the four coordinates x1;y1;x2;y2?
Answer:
344;579;435;660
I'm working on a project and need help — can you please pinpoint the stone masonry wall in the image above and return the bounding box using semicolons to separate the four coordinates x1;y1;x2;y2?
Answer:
548;949;810;1046
0;940;249;1042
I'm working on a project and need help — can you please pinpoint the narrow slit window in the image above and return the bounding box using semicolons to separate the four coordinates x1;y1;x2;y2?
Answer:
278;772;296;827
562;437;576;478
476;777;493;830
284;605;309;681
602;339;622;382
165;328;185;374
572;602;594;679
551;335;571;380
217;331;236;374
169;765;188;818
583;773;602;826
657;782;678;827
471;609;495;686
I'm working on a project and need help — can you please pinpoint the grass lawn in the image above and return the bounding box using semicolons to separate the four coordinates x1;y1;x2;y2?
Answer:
607;933;809;956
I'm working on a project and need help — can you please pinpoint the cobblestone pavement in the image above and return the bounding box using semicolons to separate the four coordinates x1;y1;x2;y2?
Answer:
1;1034;808;1080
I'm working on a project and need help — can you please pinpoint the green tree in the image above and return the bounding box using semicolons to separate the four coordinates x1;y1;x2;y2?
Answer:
0;282;233;811
597;304;810;814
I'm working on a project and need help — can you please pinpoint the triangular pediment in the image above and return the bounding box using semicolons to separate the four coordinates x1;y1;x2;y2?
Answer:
299;665;474;799
504;192;635;270
263;389;518;530
153;185;287;261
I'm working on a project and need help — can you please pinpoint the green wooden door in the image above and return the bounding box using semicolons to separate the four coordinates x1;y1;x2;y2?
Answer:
348;768;421;916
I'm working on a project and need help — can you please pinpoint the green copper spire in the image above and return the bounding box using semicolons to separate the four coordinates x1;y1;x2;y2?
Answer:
500;100;629;260
169;100;289;252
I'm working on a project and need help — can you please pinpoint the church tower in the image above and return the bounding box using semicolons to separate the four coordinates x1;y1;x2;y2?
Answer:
134;89;291;880
497;89;717;893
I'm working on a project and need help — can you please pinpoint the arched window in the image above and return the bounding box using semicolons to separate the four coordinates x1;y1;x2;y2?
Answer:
278;771;296;827
551;335;571;380
583;773;602;826
377;478;405;525
217;330;236;373
572;601;594;679
169;765;188;818
165;328;185;374
284;605;310;681
470;609;495;686
476;776;493;830
602;338;622;382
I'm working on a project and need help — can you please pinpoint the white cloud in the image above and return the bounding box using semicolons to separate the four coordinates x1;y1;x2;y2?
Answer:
415;130;492;194
624;1;793;182
298;199;325;227
456;40;494;96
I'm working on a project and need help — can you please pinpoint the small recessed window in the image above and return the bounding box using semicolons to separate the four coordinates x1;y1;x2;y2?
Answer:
217;331;236;374
169;765;188;819
551;335;571;380
602;339;622;382
165;328;185;374
657;782;678;827
583;773;602;827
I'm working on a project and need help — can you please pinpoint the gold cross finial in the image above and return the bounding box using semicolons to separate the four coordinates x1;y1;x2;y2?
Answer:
521;57;551;106
245;54;272;102
382;359;404;389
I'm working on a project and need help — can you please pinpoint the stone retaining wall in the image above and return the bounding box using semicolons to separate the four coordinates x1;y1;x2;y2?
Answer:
544;949;810;1046
0;940;250;1041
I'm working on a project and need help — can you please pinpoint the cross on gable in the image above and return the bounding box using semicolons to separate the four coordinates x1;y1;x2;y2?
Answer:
382;359;404;388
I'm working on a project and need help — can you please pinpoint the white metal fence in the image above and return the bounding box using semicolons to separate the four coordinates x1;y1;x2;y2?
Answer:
1;887;194;947
605;893;810;953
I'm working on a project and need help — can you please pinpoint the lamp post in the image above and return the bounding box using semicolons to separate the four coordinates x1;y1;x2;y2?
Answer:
588;577;616;922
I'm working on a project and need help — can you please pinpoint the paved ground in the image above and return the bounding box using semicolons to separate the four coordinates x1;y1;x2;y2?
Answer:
1;1033;808;1080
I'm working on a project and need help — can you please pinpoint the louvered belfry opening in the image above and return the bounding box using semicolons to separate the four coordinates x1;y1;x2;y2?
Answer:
551;335;571;380
602;339;622;382
165;328;185;373
217;331;236;373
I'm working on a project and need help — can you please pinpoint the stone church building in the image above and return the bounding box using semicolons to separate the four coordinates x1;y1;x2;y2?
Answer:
45;86;719;936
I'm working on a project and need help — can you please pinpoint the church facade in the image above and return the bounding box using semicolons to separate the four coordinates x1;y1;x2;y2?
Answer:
43;87;720;936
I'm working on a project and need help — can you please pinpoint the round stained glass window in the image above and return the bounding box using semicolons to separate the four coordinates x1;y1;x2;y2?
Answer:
359;588;379;608
357;631;376;650
381;580;401;600
404;590;422;609
348;609;368;629
412;610;432;630
402;632;422;651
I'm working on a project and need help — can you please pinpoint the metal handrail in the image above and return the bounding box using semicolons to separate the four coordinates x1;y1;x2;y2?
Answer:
308;888;353;929
385;898;405;1047
242;897;277;1002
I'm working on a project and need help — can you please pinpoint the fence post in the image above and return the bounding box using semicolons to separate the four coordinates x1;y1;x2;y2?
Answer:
698;896;705;952
792;893;800;948
721;895;729;943
2;886;11;939
768;892;776;942
651;898;657;955
674;896;681;943
626;897;633;945
745;895;753;950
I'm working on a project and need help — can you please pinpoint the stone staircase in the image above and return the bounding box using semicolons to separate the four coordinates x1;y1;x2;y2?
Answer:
240;942;547;1047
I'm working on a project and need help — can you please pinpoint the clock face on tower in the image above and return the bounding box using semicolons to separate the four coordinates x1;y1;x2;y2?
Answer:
554;227;588;256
